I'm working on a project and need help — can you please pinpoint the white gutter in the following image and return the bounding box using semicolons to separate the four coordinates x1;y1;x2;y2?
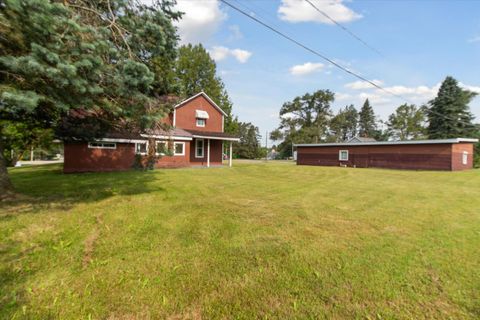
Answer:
192;134;240;142
140;134;192;141
294;138;478;148
96;138;147;144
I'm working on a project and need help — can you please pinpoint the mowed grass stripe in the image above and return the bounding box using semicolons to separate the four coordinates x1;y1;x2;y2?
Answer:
1;163;479;319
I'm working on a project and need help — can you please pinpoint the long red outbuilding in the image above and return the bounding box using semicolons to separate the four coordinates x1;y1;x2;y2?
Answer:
295;138;478;171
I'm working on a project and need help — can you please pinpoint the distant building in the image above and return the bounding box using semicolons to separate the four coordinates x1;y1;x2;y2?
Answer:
346;137;377;143
267;148;278;160
295;138;478;171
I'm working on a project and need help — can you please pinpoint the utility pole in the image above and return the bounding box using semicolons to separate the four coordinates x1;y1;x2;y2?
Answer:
291;139;294;160
265;130;268;162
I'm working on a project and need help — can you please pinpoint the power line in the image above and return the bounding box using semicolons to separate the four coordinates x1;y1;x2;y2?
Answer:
302;0;475;125
220;0;405;100
220;0;476;127
304;0;382;56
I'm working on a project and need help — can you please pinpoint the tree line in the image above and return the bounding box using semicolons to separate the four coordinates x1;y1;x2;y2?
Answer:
271;76;479;161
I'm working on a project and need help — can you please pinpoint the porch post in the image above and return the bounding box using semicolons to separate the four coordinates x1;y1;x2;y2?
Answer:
229;141;232;167
207;139;210;168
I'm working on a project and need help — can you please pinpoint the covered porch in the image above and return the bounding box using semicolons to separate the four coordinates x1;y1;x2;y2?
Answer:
186;130;240;167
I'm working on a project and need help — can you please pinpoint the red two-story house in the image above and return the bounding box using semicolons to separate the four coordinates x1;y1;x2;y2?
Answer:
63;92;240;172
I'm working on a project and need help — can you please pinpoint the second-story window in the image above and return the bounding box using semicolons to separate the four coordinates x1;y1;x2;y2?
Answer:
195;110;209;127
196;118;206;127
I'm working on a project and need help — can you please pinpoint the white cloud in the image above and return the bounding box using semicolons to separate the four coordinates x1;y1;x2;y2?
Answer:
337;81;480;121
459;82;480;93
335;93;352;101
289;62;324;76
209;46;252;63
381;84;439;99
175;0;227;44
230;49;252;63
344;80;440;103
228;25;243;41
358;92;391;106
278;0;362;24
209;46;230;61
468;36;480;43
345;79;384;90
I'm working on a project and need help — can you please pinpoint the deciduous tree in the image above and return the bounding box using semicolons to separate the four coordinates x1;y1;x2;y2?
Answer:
176;44;237;133
387;104;426;140
329;105;358;142
271;90;334;157
234;122;262;159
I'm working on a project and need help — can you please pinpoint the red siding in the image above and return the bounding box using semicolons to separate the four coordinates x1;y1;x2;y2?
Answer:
154;141;191;169
160;113;174;126
174;95;223;132
64;140;224;172
451;143;474;171
189;139;223;166
296;143;474;171
64;142;136;173
63;94;229;172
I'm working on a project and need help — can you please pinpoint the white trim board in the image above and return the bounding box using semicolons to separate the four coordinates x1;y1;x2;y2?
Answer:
196;118;206;127
140;134;192;141
135;141;148;155
173;92;228;116
88;142;117;149
173;141;186;156
339;150;349;161
191;135;240;142
195;139;205;158
95;138;146;144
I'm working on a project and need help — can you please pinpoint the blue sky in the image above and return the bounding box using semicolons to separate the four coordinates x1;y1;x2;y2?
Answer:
174;0;480;140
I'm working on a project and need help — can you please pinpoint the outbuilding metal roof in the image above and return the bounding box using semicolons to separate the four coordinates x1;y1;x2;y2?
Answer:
294;138;478;148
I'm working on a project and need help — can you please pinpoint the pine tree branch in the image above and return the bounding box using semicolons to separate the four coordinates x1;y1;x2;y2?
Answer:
66;2;134;59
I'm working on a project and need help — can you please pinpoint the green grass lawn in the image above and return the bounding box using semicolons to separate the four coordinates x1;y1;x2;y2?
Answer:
1;163;480;319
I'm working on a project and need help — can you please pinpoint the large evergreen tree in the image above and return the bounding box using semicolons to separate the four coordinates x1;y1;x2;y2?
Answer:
358;99;377;137
0;0;180;198
387;104;426;140
427;76;477;139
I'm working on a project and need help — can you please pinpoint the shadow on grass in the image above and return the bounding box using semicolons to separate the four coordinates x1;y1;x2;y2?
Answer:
0;165;168;317
1;164;165;218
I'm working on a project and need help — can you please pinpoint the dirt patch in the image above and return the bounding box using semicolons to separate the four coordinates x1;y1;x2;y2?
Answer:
167;308;202;320
82;215;103;268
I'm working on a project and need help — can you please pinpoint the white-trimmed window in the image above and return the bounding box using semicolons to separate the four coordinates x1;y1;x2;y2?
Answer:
174;142;185;156
156;141;167;155
339;150;349;161
88;142;116;149
195;139;204;158
462;151;468;165
196;118;206;127
135;142;147;155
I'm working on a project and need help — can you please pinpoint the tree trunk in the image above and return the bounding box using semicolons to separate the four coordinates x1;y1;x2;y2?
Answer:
0;133;15;200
